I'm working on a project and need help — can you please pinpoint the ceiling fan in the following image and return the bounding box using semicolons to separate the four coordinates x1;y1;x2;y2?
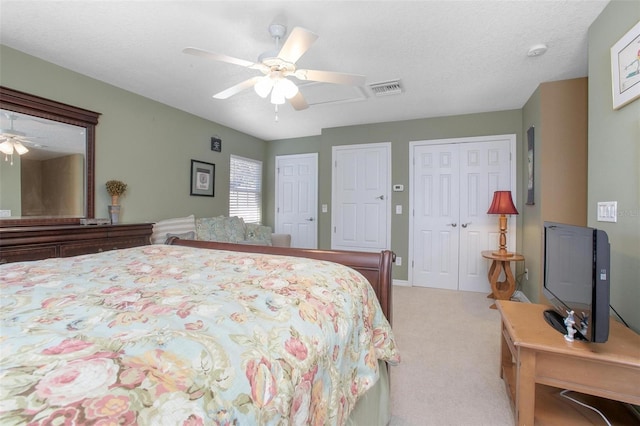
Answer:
183;23;366;110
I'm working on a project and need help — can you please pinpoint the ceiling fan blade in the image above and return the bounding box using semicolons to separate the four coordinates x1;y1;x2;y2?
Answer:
213;76;263;99
277;27;318;64
294;69;366;86
183;47;263;70
289;92;309;111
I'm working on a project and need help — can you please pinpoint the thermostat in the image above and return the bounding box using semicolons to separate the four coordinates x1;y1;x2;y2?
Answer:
393;184;404;192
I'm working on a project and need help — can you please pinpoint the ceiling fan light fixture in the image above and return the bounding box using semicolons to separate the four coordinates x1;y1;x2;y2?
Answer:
278;78;299;99
270;89;286;105
254;77;274;98
14;140;29;155
0;140;14;155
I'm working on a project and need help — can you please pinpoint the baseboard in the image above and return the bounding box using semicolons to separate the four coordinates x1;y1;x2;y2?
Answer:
393;279;410;287
512;290;531;303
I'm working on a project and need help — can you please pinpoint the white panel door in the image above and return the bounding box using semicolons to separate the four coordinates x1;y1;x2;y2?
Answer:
412;144;460;290
410;135;515;292
332;143;390;252
458;140;513;292
275;154;318;249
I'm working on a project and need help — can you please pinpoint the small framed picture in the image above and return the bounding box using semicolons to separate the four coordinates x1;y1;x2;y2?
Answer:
211;137;222;152
190;159;215;197
611;21;640;110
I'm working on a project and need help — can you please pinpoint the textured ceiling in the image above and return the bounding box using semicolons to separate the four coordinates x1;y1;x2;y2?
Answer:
0;1;609;141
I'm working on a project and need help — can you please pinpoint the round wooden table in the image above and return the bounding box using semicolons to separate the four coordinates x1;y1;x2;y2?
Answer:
481;250;525;309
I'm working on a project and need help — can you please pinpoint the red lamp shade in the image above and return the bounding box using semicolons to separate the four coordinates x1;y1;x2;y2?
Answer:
487;191;519;215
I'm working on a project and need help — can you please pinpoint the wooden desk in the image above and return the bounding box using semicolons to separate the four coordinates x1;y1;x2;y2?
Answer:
482;250;524;308
497;300;640;425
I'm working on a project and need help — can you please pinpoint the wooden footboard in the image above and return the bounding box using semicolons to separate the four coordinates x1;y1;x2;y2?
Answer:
167;238;394;324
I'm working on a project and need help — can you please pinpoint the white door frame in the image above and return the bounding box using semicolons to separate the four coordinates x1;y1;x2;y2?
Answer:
408;134;517;286
331;142;392;252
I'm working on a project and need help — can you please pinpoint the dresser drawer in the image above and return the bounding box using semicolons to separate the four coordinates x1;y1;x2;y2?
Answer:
0;245;58;264
59;236;149;258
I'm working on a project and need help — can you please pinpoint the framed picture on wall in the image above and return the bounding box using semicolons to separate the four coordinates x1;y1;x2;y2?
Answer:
190;159;215;197
611;20;640;110
526;126;535;205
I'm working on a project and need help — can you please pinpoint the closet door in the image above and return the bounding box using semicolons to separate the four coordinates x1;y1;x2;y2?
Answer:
458;141;513;292
410;136;514;292
412;144;460;290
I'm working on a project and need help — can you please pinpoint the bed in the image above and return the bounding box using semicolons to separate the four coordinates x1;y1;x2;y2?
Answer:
0;239;399;425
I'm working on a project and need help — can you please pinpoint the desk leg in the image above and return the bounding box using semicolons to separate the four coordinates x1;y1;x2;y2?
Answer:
515;349;536;426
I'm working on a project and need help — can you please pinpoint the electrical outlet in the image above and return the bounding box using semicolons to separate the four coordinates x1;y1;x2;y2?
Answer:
524;268;529;281
395;256;402;266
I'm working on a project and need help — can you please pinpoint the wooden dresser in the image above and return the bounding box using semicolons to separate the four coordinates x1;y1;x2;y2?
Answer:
0;223;153;264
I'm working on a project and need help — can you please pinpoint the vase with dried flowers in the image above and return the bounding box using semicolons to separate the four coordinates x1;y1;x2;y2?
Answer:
106;180;127;205
106;180;127;224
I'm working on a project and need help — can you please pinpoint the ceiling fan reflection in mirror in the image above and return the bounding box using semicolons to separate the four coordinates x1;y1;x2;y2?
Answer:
183;23;366;116
0;114;32;165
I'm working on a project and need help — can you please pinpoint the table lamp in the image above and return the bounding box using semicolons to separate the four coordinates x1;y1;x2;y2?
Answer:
487;191;519;256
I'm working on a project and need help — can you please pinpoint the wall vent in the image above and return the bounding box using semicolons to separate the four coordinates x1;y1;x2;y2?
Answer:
368;79;403;97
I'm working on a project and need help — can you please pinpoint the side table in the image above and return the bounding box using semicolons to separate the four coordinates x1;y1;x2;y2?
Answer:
481;250;524;309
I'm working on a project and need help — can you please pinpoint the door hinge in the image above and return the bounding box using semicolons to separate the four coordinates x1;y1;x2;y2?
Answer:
333;226;336;233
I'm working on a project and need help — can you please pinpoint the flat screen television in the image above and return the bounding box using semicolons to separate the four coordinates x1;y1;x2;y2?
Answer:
542;221;610;343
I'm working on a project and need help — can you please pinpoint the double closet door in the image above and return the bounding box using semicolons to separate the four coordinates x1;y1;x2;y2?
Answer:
410;135;515;292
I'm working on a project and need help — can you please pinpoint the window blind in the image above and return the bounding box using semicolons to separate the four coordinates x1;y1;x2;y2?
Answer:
229;155;262;224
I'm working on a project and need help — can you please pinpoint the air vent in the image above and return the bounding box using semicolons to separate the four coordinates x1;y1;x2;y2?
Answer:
368;80;403;97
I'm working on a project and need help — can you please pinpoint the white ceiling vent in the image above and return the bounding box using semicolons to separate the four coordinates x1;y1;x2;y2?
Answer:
369;80;403;97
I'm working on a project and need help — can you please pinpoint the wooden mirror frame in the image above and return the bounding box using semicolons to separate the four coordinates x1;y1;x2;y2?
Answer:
0;87;101;227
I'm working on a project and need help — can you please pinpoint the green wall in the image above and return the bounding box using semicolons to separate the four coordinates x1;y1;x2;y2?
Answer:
520;87;542;302
267;112;524;281
0;45;266;223
587;0;640;332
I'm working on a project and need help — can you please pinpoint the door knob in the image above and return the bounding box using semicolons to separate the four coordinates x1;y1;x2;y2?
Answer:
305;217;314;222
447;223;457;227
461;222;472;228
376;195;385;200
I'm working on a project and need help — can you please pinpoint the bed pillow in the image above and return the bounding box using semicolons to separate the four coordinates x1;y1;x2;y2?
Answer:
151;215;196;244
196;216;247;243
195;216;228;241
164;231;196;244
225;216;246;243
245;223;273;246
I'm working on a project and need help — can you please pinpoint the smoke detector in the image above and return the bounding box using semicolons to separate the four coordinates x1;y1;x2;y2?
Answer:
527;44;548;57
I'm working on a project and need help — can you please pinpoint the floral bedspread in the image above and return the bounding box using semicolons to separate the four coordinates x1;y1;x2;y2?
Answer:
0;245;399;425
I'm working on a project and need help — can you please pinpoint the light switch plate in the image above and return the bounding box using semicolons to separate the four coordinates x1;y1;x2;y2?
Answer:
597;201;617;222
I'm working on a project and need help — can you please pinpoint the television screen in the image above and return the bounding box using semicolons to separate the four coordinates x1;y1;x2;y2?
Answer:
542;222;610;343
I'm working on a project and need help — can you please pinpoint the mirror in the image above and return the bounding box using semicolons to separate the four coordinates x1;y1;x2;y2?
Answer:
0;87;100;227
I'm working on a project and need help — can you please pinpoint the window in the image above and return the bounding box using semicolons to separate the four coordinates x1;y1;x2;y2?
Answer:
229;155;262;224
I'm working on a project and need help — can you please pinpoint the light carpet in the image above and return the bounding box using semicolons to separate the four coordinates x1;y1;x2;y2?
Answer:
388;286;515;426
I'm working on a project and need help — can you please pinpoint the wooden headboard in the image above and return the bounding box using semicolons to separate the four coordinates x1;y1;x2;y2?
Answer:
167;238;394;324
